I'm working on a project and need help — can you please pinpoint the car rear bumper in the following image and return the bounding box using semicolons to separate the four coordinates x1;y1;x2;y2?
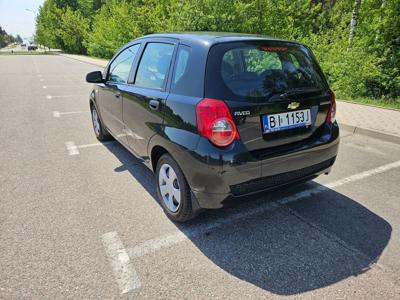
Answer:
177;122;339;209
191;157;334;208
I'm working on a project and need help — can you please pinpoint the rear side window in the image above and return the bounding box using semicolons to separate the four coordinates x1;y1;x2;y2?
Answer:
135;43;174;89
172;46;191;86
207;42;328;101
108;44;140;83
170;45;203;96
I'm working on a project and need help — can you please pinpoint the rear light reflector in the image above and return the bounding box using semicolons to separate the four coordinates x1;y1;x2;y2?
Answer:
326;90;336;123
196;98;239;147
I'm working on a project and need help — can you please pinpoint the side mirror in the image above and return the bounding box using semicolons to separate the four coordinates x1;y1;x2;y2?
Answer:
86;71;104;83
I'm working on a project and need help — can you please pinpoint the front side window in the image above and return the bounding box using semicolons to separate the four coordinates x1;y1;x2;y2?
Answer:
108;44;140;83
135;43;174;89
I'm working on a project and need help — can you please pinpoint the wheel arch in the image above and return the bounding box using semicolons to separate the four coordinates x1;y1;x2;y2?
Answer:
150;143;202;216
89;91;98;112
89;90;107;128
147;129;199;174
150;145;169;172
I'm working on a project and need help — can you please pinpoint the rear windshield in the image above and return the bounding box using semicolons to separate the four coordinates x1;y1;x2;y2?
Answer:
205;41;328;101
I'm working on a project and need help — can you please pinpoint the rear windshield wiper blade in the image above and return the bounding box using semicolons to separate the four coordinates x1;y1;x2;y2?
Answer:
280;88;323;98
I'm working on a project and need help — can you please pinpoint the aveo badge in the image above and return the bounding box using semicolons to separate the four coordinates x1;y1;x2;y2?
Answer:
234;110;250;116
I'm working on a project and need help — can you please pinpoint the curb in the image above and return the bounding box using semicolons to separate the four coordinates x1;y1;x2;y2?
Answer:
338;123;400;145
58;53;108;68
337;99;400;112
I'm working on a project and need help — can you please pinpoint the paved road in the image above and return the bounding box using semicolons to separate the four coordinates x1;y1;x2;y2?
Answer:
1;55;400;299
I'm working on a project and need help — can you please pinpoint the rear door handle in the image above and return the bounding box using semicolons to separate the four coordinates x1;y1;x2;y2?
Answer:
149;99;160;110
114;92;121;98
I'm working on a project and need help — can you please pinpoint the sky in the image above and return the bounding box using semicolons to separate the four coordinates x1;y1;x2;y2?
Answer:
0;0;45;40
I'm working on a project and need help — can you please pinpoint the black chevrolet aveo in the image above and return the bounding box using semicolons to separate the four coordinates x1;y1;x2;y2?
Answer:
86;33;339;222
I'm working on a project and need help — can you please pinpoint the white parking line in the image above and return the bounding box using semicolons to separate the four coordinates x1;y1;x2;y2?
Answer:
65;141;115;155
46;94;88;99
65;141;79;155
42;84;85;88
324;159;400;189
128;203;277;259
126;159;400;259
102;232;141;294
77;142;111;149
53;110;88;118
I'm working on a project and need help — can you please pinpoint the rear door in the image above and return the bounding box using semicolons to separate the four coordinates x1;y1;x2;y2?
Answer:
98;44;140;140
120;40;177;159
205;41;331;152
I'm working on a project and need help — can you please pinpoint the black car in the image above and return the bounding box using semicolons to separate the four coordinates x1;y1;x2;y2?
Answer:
86;33;339;222
28;44;37;51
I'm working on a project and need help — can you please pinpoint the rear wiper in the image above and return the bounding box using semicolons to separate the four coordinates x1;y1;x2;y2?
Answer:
279;88;323;98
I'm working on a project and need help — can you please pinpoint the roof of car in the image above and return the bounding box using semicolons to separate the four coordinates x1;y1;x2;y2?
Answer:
136;32;302;47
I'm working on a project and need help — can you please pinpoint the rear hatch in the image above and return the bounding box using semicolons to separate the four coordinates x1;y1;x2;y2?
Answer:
205;40;332;152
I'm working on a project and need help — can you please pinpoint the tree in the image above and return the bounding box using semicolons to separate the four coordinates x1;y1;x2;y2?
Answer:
84;0;142;58
0;26;16;48
35;0;64;50
58;7;89;53
34;0;399;100
348;0;362;50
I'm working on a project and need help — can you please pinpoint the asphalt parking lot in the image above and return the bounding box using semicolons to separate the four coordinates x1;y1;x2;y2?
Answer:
1;54;400;299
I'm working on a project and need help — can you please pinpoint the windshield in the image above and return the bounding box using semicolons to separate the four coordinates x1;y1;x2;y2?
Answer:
205;41;328;101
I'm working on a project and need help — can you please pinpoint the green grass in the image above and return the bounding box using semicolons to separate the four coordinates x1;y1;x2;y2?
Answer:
339;97;400;110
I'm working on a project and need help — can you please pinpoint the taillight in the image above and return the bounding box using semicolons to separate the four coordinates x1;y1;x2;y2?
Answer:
326;90;336;123
196;98;239;147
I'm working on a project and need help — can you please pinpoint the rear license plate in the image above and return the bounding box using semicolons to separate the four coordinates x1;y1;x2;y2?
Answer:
262;109;311;133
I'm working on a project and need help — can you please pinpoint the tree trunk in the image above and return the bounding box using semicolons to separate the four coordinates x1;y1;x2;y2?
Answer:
348;0;362;50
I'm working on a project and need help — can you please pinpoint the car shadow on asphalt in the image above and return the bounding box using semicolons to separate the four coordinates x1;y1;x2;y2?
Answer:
188;188;391;295
105;142;392;296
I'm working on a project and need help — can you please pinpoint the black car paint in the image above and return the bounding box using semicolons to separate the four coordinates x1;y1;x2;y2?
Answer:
88;33;339;211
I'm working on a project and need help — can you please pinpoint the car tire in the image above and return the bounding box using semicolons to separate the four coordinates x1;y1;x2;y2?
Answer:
156;154;195;222
90;103;111;141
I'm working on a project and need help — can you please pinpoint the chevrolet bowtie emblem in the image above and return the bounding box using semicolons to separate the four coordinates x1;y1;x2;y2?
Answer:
287;102;300;110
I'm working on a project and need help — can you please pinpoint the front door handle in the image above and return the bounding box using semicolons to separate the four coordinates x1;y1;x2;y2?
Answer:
149;99;160;110
114;92;121;98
